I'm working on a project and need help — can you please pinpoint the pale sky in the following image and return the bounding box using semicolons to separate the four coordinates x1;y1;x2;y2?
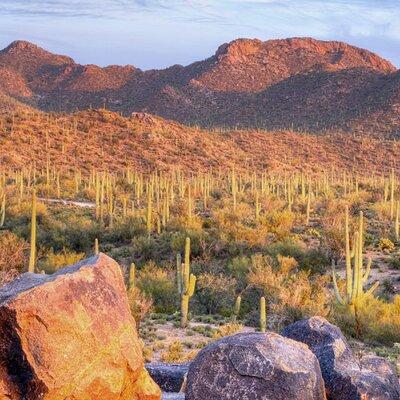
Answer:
0;0;399;70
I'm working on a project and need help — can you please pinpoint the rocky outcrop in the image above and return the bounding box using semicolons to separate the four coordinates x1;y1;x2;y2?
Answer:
185;332;326;400
282;317;400;400
0;253;161;400
147;363;189;393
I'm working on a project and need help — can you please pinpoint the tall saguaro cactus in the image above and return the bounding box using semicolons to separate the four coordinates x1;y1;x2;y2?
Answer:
259;296;266;333
305;190;311;225
232;295;241;322
94;238;99;255
28;190;37;273
0;194;5;227
178;237;197;328
146;187;153;234
332;207;379;312
129;263;136;290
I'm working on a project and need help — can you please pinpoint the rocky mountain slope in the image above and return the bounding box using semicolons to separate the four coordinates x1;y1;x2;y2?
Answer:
0;38;399;135
0;107;399;173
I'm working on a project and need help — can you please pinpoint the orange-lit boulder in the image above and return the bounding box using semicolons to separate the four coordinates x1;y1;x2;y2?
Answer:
0;253;161;400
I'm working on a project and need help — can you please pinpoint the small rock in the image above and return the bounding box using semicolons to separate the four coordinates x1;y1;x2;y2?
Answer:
282;317;400;400
147;363;190;392
186;332;326;400
162;394;185;400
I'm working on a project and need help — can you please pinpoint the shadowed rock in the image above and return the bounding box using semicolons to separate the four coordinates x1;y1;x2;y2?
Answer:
186;332;326;400
282;317;400;400
0;253;161;400
162;394;185;400
147;363;189;393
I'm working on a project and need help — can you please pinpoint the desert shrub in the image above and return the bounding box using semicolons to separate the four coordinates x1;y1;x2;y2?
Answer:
319;201;347;260
247;254;331;327
263;210;294;239
40;248;85;273
306;228;321;239
127;287;153;331
333;295;400;345
267;237;304;259
371;202;392;221
378;238;395;253
7;199;48;224
161;341;184;363
131;236;158;262
212;323;243;340
160;340;198;363
34;210;100;253
103;216;146;243
195;273;237;315
374;344;400;373
388;256;400;270
297;248;330;275
0;269;19;287
213;203;270;247
0;231;28;273
137;261;176;313
169;230;203;259
228;256;251;286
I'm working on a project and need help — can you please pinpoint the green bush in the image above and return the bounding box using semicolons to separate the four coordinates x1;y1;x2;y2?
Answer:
40;248;85;273
194;273;236;315
333;295;400;345
137;261;177;313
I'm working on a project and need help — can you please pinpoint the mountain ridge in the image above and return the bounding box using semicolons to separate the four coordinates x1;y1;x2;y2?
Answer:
0;37;399;135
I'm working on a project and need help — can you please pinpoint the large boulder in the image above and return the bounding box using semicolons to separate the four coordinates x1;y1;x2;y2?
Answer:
185;332;326;400
0;253;161;400
282;317;400;400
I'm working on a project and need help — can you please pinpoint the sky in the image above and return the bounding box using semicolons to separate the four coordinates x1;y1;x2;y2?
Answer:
0;0;399;70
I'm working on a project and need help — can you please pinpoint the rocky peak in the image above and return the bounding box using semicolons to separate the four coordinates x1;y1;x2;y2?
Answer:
215;38;264;63
2;40;41;54
0;40;74;65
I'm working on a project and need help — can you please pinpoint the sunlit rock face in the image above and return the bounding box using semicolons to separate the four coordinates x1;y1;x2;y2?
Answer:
0;253;161;400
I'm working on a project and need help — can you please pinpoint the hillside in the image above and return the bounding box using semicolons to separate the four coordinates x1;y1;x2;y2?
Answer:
0;107;399;173
0;38;399;135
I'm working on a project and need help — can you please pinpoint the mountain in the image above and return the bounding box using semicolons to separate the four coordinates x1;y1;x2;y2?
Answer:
0;38;398;135
0;108;398;173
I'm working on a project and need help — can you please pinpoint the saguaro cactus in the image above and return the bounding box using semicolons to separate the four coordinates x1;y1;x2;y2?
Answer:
395;200;399;241
306;190;311;225
255;191;260;222
28;190;37;273
0;194;5;227
176;253;182;294
94;238;99;255
179;237;197;328
259;296;266;333
129;263;136;290
146;188;153;234
233;295;241;322
332;207;379;312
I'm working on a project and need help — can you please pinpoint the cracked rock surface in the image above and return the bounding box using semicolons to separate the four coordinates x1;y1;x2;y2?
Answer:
0;253;161;400
186;331;326;400
283;317;400;400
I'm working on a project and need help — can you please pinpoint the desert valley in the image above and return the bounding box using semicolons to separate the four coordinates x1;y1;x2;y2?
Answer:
0;35;399;400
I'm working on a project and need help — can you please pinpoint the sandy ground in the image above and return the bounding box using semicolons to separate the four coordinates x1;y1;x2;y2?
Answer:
141;320;256;362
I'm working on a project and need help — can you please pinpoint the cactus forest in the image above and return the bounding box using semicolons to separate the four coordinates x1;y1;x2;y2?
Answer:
0;162;399;367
